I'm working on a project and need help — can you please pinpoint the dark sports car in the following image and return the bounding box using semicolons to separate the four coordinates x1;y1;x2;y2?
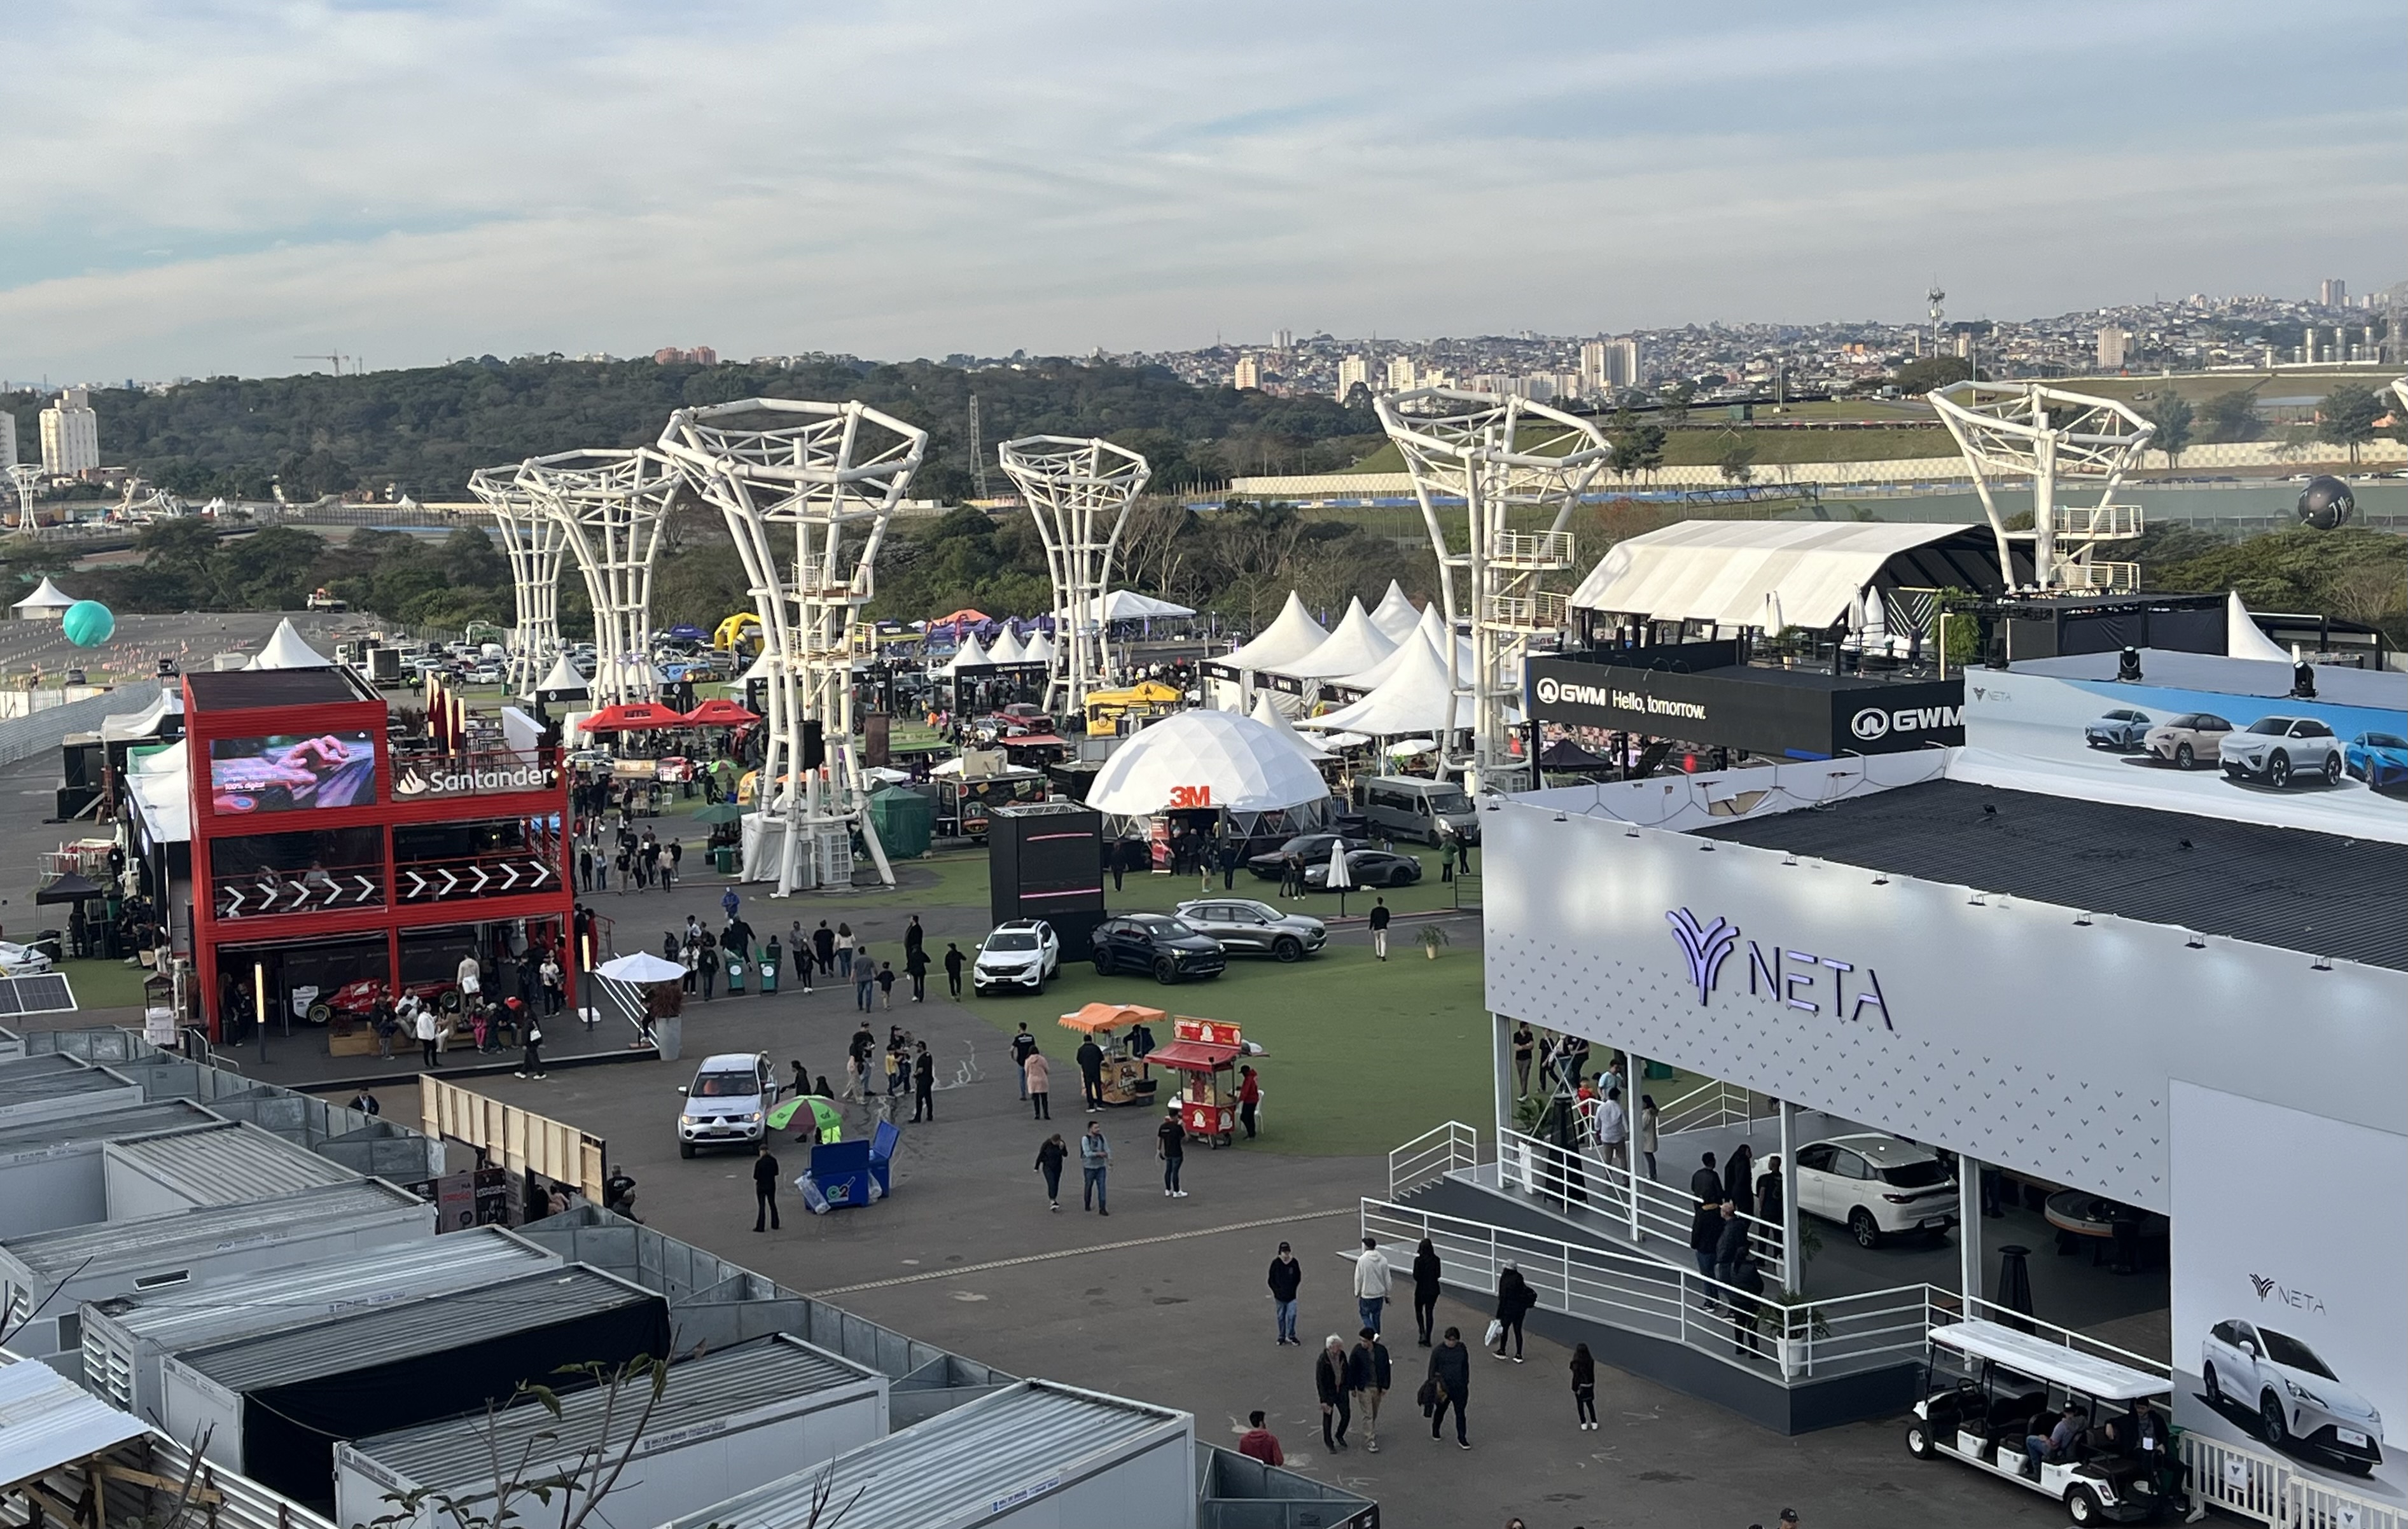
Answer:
1304;849;1422;889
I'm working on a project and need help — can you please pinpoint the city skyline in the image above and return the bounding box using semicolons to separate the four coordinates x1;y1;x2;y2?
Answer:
2;0;2400;380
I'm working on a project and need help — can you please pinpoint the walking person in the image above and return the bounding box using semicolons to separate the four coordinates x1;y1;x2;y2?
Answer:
699;934;718;1000
1033;1133;1067;1210
1491;1262;1532;1362
875;962;895;1010
813;920;835;977
1713;1201;1751;1289
902;914;924;969
664;838;680;889
791;922;810;984
1724;1141;1755;1219
835;923;855;979
904;943;928;1004
516;1011;546;1079
1156;1105;1186;1196
1076;1035;1106;1109
1349;1327;1392;1453
1368;897;1391;960
539;951;564;1016
853;955;876;1012
1078;1118;1110;1214
1639;1092;1660;1180
415;1002;442;1069
1571;1342;1599;1430
1024;1048;1052;1119
1411;1236;1442;1345
1426;1327;1471;1448
1010;1023;1037;1100
1237;1064;1260;1138
1316;1337;1353;1452
1596;1084;1629;1172
944;942;964;999
752;1142;781;1232
910;1042;934;1122
1267;1242;1302;1345
1353;1236;1393;1334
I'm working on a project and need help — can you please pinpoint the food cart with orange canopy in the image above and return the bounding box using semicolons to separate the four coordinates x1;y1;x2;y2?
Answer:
1058;1001;1165;1106
1146;1016;1255;1148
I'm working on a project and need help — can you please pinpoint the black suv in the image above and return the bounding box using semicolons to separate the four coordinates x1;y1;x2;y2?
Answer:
1244;833;1368;881
1092;914;1227;985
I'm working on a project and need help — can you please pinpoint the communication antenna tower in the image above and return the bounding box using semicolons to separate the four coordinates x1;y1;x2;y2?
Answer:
657;398;928;894
1926;285;1945;359
513;448;681;707
967;395;991;502
1374;389;1610;793
997;436;1151;714
466;464;571;694
1928;381;2154;593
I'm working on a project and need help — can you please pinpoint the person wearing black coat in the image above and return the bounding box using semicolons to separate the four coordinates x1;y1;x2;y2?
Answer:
1713;1203;1750;1286
1410;1237;1443;1346
1756;1156;1785;1229
1347;1328;1393;1452
1491;1264;1535;1361
1426;1327;1472;1446
1315;1336;1352;1451
1688;1152;1726;1282
1723;1142;1755;1218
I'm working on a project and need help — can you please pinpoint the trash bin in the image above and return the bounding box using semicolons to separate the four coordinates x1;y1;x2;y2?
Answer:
713;845;737;875
725;951;747;995
758;957;778;995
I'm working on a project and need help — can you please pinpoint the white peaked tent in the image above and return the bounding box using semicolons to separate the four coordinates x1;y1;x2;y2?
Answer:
1221;592;1328;674
1297;630;1472;738
739;647;780;683
1087;709;1330;818
536;654;590;696
936;634;989;677
987;626;1027;664
2227;590;2293;664
1367;581;1421;642
247;618;333;670
1249;690;1332;760
1272;597;1399;681
1020;630;1055;668
11;577;76;620
1089;590;1196;621
1338;605;1475;693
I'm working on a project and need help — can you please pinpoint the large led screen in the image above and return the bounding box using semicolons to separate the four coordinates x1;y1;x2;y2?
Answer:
209;731;378;814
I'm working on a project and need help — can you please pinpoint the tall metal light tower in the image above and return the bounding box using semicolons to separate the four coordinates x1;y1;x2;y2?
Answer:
657;398;928;894
1928;381;2154;593
7;466;41;533
466;464;571;695
1926;283;1946;359
513;448;681;707
1374;389;1610;793
997;436;1151;714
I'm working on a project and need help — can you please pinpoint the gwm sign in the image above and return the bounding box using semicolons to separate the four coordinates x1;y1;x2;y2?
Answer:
1666;906;1895;1030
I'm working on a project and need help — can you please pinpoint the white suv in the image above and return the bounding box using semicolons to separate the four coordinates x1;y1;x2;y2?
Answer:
1793;1133;1958;1248
973;919;1059;997
2220;716;2344;789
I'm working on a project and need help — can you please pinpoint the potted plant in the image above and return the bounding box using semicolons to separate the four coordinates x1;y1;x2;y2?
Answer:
1417;924;1450;960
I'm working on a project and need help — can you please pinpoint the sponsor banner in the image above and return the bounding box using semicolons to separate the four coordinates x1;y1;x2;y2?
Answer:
393;756;554;799
1525;654;1963;758
209;730;378;814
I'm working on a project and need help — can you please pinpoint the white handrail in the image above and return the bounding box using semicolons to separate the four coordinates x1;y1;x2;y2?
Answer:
1389;1119;1479;1198
1499;1123;1786;1273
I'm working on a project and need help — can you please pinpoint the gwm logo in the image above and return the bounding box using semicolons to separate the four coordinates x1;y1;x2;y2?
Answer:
1849;703;1963;742
2249;1273;2326;1313
1535;677;1559;704
1665;907;1895;1030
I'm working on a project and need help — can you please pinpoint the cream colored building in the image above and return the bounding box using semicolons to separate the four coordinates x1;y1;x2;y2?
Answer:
1335;354;1368;399
39;387;100;477
1232;355;1260;391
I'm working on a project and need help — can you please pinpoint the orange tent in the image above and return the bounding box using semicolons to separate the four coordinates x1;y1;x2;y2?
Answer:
929;608;991;630
681;698;760;727
581;702;685;733
1059;1002;1166;1034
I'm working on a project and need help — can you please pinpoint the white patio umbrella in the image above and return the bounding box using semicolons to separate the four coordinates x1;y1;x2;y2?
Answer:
1324;837;1354;917
597;951;685;984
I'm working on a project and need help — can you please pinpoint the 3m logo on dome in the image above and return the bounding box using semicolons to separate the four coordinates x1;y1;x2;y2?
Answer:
1167;785;1214;808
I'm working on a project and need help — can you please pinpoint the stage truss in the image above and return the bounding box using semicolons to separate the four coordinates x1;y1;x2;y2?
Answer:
513;448;680;708
657;398;928;894
1929;381;2154;593
466;463;571;695
1374;388;1610;793
997;436;1151;713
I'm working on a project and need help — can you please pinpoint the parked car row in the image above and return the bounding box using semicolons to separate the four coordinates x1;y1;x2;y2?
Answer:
968;899;1337;992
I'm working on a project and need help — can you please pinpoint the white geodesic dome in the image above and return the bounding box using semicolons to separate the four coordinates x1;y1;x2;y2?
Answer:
1087;709;1332;817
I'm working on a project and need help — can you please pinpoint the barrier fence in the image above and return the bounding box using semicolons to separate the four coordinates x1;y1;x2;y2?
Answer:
1499;1121;1788;1277
418;1073;605;1202
2178;1430;2401;1529
1388;1119;1479;1197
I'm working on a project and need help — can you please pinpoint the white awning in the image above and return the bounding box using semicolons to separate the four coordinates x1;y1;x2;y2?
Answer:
1367;581;1422;642
1570;520;1978;631
1930;1320;2167;1402
1270;597;1398;681
1221;592;1328;673
130;740;191;845
11;577;76;612
246;618;333;670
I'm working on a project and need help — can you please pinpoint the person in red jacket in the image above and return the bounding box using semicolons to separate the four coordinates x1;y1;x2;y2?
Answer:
1237;1064;1261;1140
1236;1410;1284;1466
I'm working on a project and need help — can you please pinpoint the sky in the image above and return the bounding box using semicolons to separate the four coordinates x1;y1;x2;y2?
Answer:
4;0;2402;382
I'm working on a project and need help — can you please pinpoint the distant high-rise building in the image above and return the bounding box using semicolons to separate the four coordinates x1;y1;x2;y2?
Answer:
1275;328;1294;351
39;387;99;477
2319;279;2346;307
1580;338;1640;395
1384;356;1418;392
1952;330;1974;360
0;412;15;471
1335;355;1368;400
652;346;717;366
2096;327;2130;370
1232;356;1260;391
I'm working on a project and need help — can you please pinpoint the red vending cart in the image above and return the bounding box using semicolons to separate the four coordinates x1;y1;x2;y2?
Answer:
1145;1016;1253;1148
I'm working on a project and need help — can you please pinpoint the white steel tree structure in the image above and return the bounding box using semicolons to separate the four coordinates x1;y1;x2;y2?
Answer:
513;448;681;707
1374;389;1610;792
466;464;571;695
657;398;928;894
1928;381;2154;593
997;436;1152;714
6;465;39;533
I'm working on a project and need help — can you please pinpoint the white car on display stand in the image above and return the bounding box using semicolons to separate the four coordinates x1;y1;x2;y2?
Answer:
2218;716;2345;788
973;918;1060;997
1792;1133;1958;1248
2201;1318;2384;1475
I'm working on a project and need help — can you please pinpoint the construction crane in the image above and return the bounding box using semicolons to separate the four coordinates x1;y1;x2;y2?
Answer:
294;354;348;376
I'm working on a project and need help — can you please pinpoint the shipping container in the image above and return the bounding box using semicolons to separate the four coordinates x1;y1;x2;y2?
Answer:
101;1121;359;1219
160;1264;671;1513
81;1225;559;1420
0;1055;142;1128
0;1100;223;1239
335;1334;886;1529
0;1180;434;1371
668;1380;1195;1529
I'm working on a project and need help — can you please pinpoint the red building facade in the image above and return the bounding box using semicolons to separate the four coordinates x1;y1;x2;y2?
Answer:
184;668;576;1044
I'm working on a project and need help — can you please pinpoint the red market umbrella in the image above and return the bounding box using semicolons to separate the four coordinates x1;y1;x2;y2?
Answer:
682;698;760;727
582;702;686;733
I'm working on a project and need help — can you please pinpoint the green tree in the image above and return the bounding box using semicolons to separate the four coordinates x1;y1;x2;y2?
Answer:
1716;443;1757;483
438;525;510;590
136;518;222;576
1891;356;1973;395
2145;391;2194;467
2318;384;2382;463
1660;382;1694;427
2199;388;2262;443
211;527;327;608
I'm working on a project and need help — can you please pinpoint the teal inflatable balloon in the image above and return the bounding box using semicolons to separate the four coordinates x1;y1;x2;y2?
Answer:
62;600;115;647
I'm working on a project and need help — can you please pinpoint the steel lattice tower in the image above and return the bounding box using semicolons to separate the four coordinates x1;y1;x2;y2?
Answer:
513;448;681;707
657;398;928;894
997;436;1151;714
1928;381;2154;593
466;464;571;695
1375;389;1610;793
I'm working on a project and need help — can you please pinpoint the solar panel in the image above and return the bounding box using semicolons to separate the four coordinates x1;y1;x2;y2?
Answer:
0;972;78;1014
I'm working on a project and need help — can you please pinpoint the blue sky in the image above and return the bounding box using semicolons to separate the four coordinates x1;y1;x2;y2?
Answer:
4;0;2400;380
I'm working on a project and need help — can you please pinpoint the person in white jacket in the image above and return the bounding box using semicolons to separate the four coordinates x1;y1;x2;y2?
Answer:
1353;1236;1393;1334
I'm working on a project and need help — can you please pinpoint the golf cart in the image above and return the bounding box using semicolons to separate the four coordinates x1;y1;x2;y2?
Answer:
1905;1319;2180;1525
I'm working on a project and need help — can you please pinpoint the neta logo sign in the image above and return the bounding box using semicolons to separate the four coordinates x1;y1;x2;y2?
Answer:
1849;703;1964;742
2248;1273;2326;1313
1665;907;1895;1030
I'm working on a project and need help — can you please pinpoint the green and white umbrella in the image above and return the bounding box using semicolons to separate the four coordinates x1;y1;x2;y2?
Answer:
767;1095;845;1141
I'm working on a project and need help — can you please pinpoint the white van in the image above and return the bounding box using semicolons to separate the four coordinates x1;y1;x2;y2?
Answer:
1353;775;1481;846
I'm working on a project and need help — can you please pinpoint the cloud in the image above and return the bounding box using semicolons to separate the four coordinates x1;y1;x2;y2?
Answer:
3;0;2399;378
